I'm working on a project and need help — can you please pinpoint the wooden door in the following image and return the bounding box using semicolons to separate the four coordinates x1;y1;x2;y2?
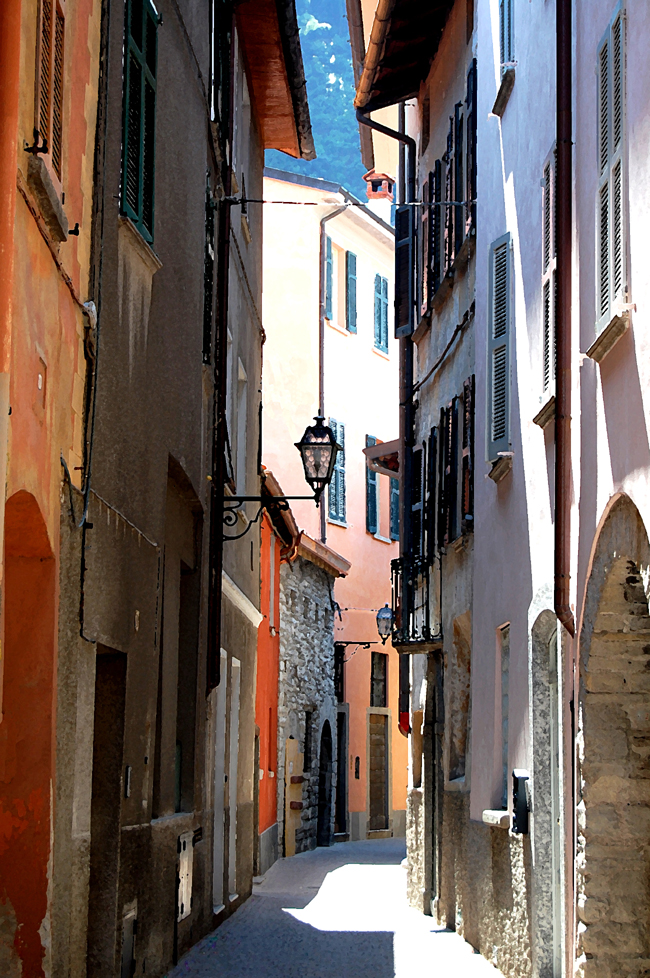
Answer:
368;713;388;830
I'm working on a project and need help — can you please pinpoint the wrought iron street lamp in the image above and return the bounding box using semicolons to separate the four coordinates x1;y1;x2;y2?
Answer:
376;603;393;645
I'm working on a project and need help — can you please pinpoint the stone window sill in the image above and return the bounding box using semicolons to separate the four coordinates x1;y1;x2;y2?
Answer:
327;517;348;528
533;395;555;429
482;809;510;829
445;777;468;793
488;452;513;483
373;345;390;360
118;215;162;275
586;309;632;363
27;155;68;242
492;68;515;117
326;318;351;337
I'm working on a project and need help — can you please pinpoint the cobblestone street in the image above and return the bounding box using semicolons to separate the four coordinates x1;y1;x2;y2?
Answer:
167;840;503;978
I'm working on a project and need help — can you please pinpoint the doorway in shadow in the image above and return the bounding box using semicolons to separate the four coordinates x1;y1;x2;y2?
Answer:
317;721;333;847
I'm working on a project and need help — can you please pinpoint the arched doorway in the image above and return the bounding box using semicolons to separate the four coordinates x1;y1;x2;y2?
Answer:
577;496;650;976
0;491;55;978
317;721;333;847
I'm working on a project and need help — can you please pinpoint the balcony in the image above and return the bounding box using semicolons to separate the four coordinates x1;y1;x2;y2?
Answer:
391;555;442;652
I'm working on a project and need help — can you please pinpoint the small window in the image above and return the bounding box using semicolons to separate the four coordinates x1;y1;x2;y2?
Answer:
370;652;387;708
122;0;159;242
328;419;346;523
36;0;65;181
374;275;389;351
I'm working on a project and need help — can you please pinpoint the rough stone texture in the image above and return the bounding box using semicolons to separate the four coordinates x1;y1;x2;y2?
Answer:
576;498;650;978
406;788;425;910
277;555;338;854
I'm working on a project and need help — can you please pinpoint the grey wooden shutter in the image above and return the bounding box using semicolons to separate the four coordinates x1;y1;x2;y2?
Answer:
488;234;511;462
346;252;357;332
203;182;215;363
395;205;415;337
431;161;442;293
410;446;424;556
465;60;477;234
454;101;464;258
461;376;474;530
381;277;388;350
366;436;378;534
390;478;399;541
325;236;333;320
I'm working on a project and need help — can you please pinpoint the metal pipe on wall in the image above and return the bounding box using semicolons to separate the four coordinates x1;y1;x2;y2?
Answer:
554;0;575;638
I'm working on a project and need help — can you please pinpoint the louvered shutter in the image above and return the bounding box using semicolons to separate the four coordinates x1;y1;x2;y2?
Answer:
337;423;346;522
461;377;475;529
500;0;513;71
410;446;424;556
541;153;556;395
426;426;437;561
328;418;338;520
381;277;389;350
390;478;399;541
52;8;64;178
398;654;410;734
488;235;511;462
325;236;333;320
447;399;460;542
374;274;382;348
123;0;158;242
366;435;378;534
38;0;53;149
596;6;625;336
37;0;65;180
203;183;215;363
431;161;442;294
454;101;464;258
443;119;454;275
420;177;431;316
465;60;477;234
395;205;415;337
346;252;357;332
437;407;449;546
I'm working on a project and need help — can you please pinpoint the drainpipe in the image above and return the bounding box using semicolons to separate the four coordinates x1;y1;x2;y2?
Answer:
0;0;21;622
319;204;347;544
207;10;235;693
555;0;575;638
355;106;416;564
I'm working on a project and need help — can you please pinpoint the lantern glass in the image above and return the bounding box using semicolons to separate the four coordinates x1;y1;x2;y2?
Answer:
295;417;340;499
376;603;393;644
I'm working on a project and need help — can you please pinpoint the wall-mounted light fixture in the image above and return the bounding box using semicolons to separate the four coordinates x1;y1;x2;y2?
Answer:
376;604;393;645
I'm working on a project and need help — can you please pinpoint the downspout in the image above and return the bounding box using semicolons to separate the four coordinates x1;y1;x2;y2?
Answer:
555;0;575;638
318;204;347;545
207;9;235;693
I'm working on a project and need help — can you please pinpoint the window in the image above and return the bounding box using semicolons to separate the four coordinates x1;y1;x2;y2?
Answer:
487;235;511;463
325;236;333;320
541;151;557;396
122;0;159;242
499;0;513;73
346;252;357;332
596;5;626;335
374;275;389;351
366;435;378;534
328;419;346;523
390;479;399;541
36;0;65;180
370;652;387;708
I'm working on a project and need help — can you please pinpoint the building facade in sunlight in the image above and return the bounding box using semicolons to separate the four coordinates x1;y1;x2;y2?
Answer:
262;168;408;852
351;0;650;977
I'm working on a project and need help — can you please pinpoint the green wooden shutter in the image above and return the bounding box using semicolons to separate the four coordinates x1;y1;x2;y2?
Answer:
123;0;158;242
395;206;415;337
328;418;338;520
390;478;399;541
325;236;333;320
366;435;378;534
328;419;345;522
488;234;511;462
346;252;357;332
374;274;382;347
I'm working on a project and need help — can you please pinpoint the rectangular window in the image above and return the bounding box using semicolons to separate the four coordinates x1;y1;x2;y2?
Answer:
541;151;557;396
328;419;346;523
374;275;389;351
390;478;399;541
123;0;159;242
499;0;514;72
325;236;333;320
36;0;65;181
487;234;512;462
346;252;357;332
596;5;626;335
370;652;387;708
366;435;378;534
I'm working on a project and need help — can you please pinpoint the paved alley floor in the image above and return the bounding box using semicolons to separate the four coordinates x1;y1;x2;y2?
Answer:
167;839;504;978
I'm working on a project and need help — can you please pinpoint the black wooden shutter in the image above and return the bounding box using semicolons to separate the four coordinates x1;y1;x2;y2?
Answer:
454;101;464;258
431;162;442;294
411;445;425;556
465;60;477;234
395;205;415;337
448;399;460;542
390;478;399;541
123;0;158;242
346;252;357;332
202;183;215;363
461;376;475;530
443;119;454;276
325;236;333;320
374;274;383;348
426;427;437;561
399;654;410;734
437;407;447;547
366;435;378;534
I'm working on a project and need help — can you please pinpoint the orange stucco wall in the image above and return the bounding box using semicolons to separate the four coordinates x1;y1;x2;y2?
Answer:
256;514;281;834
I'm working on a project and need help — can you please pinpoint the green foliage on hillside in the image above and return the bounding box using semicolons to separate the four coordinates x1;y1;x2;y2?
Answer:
265;0;366;197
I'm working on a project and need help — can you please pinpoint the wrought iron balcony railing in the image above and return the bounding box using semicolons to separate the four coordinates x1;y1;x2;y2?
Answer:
391;554;442;652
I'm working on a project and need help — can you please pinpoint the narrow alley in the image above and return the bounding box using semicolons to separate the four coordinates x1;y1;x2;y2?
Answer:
167;840;502;978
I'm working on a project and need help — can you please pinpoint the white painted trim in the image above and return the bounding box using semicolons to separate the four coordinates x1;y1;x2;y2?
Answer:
221;571;263;627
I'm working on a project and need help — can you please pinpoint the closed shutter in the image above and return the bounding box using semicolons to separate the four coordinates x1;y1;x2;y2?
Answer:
36;0;65;180
431;161;442;294
123;0;158;242
500;0;513;70
410;446;424;556
488;235;511;462
437;407;449;546
395;205;415;337
420;177;431;316
52;8;64;178
366;435;378;534
328;419;346;522
461;376;475;529
381;276;388;350
346;252;357;332
454;101;464;258
390;478;399;541
38;0;53;148
203;182;215;363
541;152;556;395
465;60;477;234
325;236;333;320
596;6;625;335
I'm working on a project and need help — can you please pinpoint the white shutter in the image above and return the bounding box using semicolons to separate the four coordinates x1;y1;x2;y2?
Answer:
596;4;626;336
488;234;511;462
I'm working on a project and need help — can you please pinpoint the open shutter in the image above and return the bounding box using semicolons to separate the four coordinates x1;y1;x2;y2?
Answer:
346;252;357;332
325;237;333;320
398;654;410;735
542;153;556;395
431;161;442;294
454;101;464;258
426;426;437;561
437;407;449;546
337;423;346;522
465;60;477;234
381;277;389;350
447;399;460;542
52;7;64;178
461;377;475;530
123;0;158;242
410;446;424;556
374;274;383;348
420;177;430;316
366;435;378;534
500;0;513;69
38;0;53;148
596;34;610;328
488;235;511;462
203;183;215;362
443;119;454;276
395;205;415;337
610;10;625;310
390;478;399;541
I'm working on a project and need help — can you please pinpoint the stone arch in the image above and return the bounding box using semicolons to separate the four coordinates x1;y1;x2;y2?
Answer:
0;491;55;978
530;609;563;978
576;495;650;978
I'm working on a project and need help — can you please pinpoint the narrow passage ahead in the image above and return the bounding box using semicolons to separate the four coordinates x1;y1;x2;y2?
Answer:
167;839;504;978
